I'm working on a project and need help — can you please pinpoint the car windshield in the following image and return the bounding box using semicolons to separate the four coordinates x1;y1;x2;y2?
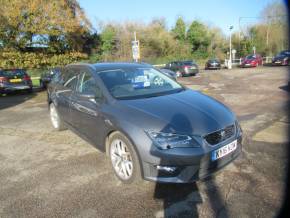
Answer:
278;51;290;56
0;69;26;77
245;55;256;60
98;67;184;100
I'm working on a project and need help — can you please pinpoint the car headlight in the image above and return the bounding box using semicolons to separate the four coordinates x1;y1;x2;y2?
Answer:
145;131;200;150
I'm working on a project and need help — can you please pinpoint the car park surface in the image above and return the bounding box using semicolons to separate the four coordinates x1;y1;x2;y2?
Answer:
0;66;288;217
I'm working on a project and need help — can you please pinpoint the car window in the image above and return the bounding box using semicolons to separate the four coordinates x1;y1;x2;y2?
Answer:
182;61;193;65
99;67;183;100
0;69;27;77
63;68;78;90
77;71;102;99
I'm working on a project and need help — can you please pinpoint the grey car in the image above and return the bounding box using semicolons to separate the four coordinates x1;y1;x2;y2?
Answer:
47;62;242;183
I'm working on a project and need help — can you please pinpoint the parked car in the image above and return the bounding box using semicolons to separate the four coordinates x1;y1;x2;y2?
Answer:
159;68;177;80
40;67;62;89
0;69;32;94
240;54;263;67
164;60;199;77
205;59;221;70
47;62;242;184
272;50;290;66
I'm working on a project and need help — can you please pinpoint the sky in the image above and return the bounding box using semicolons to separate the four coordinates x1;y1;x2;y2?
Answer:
78;0;286;35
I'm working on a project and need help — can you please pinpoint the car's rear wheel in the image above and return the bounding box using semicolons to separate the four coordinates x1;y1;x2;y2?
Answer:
109;132;141;184
49;103;66;131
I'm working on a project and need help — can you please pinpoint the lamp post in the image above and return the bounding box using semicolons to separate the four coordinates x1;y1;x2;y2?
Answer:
228;25;234;69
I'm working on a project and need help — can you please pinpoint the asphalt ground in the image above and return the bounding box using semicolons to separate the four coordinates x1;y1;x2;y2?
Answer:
0;66;289;218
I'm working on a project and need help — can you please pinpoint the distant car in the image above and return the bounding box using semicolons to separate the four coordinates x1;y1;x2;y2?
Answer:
205;59;221;70
272;50;290;66
40;67;62;89
165;60;199;77
159;68;177;80
0;69;32;94
240;54;263;67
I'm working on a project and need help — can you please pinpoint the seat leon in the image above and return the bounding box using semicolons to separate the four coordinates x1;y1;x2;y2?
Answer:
47;62;242;183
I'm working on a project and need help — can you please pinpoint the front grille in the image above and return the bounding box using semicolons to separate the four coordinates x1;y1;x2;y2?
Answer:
204;124;235;145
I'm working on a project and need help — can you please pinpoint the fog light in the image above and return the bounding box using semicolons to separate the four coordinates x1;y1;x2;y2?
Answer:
156;165;177;173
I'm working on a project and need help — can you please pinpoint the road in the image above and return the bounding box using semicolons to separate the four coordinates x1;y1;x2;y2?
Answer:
0;66;289;218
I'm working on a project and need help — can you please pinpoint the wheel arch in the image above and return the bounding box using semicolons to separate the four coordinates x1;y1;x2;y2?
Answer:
105;129;145;178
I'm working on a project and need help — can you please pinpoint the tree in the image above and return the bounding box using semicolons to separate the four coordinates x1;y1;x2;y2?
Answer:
0;0;91;53
172;17;186;41
100;25;117;61
187;21;210;54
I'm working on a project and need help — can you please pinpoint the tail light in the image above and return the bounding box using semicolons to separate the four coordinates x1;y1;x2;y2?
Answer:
0;77;8;83
23;75;31;81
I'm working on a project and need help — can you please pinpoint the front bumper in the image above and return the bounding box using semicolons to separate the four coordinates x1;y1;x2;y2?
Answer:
206;65;221;69
142;135;242;183
272;60;288;66
240;63;255;68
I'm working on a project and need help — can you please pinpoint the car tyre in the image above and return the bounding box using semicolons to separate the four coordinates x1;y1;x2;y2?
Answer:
26;87;33;94
49;103;66;131
109;131;141;184
40;80;45;89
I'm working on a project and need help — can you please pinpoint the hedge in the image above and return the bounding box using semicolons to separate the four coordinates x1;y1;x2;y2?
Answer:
0;51;88;69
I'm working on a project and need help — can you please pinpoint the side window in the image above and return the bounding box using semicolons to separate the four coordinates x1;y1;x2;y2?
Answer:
63;68;78;90
77;71;102;99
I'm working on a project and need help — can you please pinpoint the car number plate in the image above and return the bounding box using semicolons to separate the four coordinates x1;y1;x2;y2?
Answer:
10;78;22;83
211;140;237;161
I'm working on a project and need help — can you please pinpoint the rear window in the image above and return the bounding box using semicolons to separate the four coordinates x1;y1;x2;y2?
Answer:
182;61;194;65
0;69;26;77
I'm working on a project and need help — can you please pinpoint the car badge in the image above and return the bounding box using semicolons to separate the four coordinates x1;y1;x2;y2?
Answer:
220;130;226;138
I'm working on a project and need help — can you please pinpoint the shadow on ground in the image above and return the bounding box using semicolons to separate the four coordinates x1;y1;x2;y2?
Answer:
0;88;43;110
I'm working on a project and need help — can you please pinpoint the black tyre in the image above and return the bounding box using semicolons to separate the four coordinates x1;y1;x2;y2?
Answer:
108;131;141;184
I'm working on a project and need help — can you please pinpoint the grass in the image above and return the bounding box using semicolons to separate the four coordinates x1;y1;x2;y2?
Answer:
32;78;40;87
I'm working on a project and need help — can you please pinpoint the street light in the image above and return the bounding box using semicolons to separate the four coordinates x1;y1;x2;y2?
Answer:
228;25;234;69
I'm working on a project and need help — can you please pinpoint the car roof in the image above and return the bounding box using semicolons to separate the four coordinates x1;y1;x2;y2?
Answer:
66;62;152;72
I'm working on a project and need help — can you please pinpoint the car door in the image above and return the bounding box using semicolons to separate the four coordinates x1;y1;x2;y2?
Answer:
55;67;78;124
69;67;106;148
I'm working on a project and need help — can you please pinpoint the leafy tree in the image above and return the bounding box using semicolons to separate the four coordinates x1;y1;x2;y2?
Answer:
0;0;91;52
100;25;117;61
172;17;186;41
187;21;210;53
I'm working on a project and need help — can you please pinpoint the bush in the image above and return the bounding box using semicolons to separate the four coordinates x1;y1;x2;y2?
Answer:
0;51;88;69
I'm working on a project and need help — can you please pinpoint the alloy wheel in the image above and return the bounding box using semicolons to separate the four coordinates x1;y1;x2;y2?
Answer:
110;139;134;180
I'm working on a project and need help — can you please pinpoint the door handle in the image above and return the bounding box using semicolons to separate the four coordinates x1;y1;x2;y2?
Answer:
71;102;98;117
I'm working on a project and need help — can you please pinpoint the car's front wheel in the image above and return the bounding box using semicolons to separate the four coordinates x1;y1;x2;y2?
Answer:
109;132;141;184
49;103;66;131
